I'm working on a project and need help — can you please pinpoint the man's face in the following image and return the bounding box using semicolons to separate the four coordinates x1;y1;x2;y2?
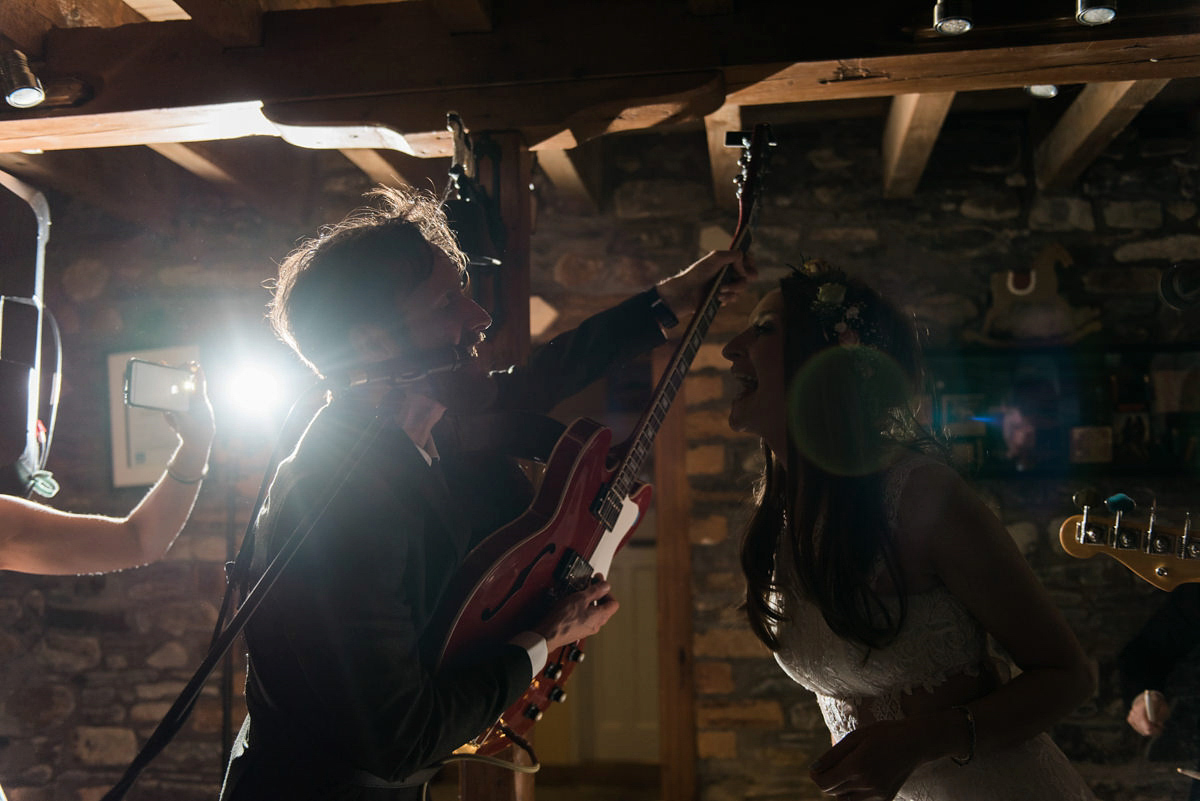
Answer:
394;251;495;410
396;251;492;355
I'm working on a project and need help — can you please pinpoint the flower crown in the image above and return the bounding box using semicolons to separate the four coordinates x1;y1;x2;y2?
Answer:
798;259;890;351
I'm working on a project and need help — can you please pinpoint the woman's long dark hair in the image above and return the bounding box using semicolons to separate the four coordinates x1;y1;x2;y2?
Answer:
741;267;937;651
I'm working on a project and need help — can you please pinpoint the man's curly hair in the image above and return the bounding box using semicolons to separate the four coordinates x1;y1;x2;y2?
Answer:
270;186;469;377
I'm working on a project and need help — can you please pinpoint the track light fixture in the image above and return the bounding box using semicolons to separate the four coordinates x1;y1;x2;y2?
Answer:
933;0;972;35
0;49;45;109
1076;0;1116;25
1025;85;1060;99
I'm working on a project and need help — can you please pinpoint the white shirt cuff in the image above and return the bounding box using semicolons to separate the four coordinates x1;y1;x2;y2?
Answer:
509;630;548;677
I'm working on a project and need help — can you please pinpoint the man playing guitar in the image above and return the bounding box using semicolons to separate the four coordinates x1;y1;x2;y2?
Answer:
219;185;751;801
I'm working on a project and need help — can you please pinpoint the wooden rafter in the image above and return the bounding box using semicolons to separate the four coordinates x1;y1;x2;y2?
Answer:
1034;78;1172;192
881;91;956;198
535;148;596;210
172;0;262;45
430;0;492;32
339;148;451;193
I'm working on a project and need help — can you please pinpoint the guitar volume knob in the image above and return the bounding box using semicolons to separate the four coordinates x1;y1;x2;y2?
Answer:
524;705;544;721
544;664;563;680
549;687;567;703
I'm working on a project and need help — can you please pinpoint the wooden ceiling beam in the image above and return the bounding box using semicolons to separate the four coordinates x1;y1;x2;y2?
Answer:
1034;78;1171;192
172;0;262;46
0;4;1196;159
18;5;1200;119
881;91;955;198
430;0;493;32
535;147;597;210
339;148;451;193
703;104;742;209
0;0;142;56
121;0;190;22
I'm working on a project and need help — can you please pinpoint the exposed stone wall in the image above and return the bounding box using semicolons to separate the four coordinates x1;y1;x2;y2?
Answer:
0;108;1197;801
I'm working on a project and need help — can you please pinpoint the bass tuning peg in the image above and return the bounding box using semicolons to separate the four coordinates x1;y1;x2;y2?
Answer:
1105;493;1137;514
1073;488;1102;510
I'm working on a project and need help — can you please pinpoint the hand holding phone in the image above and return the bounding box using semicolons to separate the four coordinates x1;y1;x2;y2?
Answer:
125;359;197;413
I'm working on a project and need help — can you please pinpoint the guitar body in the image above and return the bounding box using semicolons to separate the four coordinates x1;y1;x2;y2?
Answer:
433;416;652;755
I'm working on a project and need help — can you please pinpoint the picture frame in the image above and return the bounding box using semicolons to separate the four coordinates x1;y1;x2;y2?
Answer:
107;345;200;487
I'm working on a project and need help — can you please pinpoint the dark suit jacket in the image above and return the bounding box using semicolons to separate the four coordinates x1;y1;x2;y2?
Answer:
220;290;667;800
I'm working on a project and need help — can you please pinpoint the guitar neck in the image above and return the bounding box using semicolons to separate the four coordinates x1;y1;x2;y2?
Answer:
594;264;732;527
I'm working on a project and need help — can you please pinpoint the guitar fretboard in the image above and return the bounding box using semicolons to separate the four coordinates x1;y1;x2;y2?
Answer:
593;263;732;529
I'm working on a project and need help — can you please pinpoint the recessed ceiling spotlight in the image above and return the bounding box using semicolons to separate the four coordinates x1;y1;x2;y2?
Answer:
1025;84;1060;99
1076;0;1117;25
933;0;972;35
0;49;45;109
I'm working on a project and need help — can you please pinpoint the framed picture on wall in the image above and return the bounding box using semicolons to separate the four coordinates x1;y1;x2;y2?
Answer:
107;345;200;487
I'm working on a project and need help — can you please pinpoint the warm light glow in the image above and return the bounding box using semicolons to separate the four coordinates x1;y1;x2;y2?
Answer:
221;366;283;421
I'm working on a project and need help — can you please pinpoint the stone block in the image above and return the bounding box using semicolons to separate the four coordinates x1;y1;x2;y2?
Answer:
37;634;101;673
695;661;735;695
71;726;137;766
696;699;783;728
685;374;727;405
1029;196;1095;231
146;642;189;669
960;192;1022;221
687;445;726;475
612;179;711;220
694;628;770;659
1114;234;1200;263
697;730;738;759
7;684;75;730
130;702;171;723
1103;200;1163;229
693;343;729;371
690;515;729;546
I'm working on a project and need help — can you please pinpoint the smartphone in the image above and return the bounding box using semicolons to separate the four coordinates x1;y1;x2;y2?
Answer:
124;359;195;413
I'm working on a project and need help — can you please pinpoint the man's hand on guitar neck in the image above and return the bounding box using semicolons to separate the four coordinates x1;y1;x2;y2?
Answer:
655;250;756;323
532;576;620;653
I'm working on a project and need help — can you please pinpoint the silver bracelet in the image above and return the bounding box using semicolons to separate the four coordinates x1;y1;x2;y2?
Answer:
166;462;208;485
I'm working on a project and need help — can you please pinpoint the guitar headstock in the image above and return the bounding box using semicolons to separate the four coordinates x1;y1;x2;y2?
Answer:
1059;490;1196;591
725;124;775;252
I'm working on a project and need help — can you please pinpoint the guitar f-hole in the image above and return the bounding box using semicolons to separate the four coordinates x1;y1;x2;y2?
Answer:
481;544;557;621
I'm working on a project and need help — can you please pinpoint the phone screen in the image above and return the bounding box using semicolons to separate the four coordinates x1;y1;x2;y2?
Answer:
125;359;195;412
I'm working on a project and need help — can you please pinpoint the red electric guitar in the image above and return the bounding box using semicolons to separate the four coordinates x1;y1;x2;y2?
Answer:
433;124;774;757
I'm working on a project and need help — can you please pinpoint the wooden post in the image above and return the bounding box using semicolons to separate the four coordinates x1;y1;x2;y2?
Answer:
458;130;534;801
653;348;698;801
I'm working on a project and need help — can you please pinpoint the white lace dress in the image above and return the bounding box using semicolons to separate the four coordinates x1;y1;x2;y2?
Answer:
772;457;1095;801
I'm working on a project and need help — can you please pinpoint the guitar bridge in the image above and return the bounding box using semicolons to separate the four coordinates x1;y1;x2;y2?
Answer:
552;549;594;598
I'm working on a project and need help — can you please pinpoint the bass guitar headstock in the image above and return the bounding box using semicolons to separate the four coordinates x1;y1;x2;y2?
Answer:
1058;489;1197;591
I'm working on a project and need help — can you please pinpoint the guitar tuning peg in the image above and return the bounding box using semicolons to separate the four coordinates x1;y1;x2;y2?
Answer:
1073;488;1102;510
1106;493;1137;513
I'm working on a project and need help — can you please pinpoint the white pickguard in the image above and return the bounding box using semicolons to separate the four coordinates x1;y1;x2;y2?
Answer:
589;496;640;578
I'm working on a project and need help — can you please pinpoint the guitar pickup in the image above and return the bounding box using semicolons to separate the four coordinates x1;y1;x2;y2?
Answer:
552;549;594;597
